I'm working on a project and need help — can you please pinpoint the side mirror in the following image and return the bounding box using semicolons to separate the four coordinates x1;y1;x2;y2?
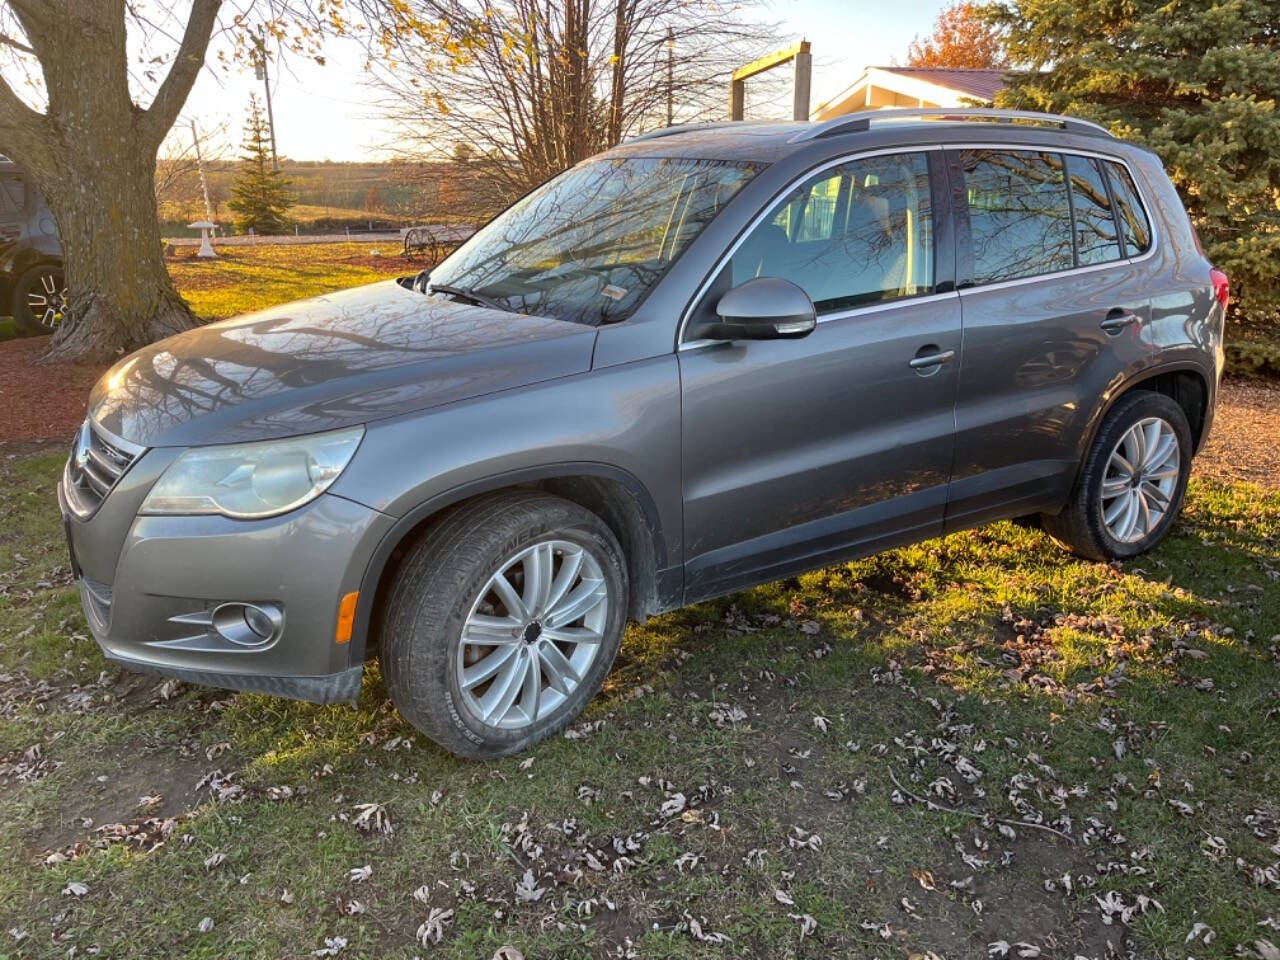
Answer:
705;277;817;341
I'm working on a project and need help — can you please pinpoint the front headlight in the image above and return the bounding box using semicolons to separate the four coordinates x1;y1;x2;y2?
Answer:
140;426;364;519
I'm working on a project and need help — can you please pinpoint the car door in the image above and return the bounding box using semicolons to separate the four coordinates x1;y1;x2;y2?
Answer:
678;150;962;603
944;148;1155;532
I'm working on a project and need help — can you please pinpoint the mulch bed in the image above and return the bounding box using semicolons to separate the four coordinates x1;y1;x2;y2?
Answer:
0;337;107;443
1195;376;1280;489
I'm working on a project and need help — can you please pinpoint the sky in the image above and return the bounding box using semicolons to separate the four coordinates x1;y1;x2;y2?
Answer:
178;0;951;163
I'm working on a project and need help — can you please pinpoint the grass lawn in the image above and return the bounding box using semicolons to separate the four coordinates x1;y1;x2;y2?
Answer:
166;242;418;321
0;447;1277;957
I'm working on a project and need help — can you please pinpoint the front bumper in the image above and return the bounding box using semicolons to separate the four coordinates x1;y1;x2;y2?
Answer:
97;648;365;704
60;458;395;705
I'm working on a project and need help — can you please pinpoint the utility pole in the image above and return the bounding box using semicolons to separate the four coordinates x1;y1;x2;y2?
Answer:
666;27;674;127
253;32;279;171
189;118;215;227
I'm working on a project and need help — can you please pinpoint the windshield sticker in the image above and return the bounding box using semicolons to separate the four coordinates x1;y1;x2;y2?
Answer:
601;284;628;301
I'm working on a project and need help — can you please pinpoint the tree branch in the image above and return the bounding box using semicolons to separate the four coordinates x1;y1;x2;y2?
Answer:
0;30;33;55
139;0;222;147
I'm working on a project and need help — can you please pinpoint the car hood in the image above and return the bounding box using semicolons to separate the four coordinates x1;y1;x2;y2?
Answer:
89;280;598;447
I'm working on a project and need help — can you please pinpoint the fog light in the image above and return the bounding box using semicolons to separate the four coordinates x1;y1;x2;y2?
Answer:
211;602;283;647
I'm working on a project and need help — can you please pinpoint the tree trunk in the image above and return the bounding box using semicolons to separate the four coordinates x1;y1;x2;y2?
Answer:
0;0;219;365
41;142;196;364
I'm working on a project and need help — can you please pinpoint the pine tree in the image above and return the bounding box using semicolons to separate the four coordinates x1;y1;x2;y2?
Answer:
991;0;1280;329
229;95;294;235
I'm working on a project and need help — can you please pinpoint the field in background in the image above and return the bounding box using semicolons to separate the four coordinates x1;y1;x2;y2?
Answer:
157;160;478;238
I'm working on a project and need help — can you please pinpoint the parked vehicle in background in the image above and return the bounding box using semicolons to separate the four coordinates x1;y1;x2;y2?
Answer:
59;109;1227;758
0;156;64;334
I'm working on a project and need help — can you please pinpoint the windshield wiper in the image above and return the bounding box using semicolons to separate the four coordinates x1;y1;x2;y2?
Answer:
428;282;511;313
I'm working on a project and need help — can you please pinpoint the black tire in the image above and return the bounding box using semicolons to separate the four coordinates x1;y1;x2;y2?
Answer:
12;263;65;334
1041;391;1192;562
381;491;628;758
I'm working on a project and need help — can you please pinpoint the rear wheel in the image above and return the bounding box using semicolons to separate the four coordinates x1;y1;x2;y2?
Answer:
1042;391;1192;561
12;264;65;334
381;492;627;758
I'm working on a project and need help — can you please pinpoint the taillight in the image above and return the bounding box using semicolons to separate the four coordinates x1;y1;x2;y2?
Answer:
1188;217;1229;309
1210;267;1230;309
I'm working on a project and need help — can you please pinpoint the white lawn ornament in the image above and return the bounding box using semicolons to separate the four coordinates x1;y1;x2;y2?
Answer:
187;220;218;258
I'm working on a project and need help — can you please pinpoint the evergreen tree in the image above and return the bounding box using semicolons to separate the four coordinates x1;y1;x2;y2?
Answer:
991;0;1280;328
229;95;294;235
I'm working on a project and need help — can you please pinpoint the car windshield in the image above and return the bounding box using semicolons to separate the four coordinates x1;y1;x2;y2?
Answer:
426;156;759;325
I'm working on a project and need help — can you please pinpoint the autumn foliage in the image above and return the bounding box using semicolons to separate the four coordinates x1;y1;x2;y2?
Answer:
907;2;1009;69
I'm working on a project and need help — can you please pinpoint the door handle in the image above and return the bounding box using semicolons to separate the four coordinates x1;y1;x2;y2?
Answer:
908;348;956;370
1100;309;1142;334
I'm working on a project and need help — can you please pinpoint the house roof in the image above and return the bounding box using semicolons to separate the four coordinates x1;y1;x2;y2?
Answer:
812;65;1011;121
872;67;1008;102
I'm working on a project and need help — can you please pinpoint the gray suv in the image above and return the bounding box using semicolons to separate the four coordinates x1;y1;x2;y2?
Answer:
60;109;1227;757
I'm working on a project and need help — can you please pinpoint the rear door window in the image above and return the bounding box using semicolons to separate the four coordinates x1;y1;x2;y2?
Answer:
959;149;1074;284
1103;161;1152;256
1065;154;1122;265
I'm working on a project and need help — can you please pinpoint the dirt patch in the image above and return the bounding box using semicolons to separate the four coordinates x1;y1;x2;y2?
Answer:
1196;376;1280;489
0;337;106;443
25;746;207;858
908;835;1126;959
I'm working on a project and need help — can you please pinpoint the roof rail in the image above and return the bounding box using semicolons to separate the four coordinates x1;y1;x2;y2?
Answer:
789;108;1114;143
627;121;747;143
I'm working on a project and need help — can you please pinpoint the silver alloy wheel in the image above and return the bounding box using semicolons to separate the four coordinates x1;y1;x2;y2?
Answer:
456;538;610;730
1100;416;1181;543
27;271;66;328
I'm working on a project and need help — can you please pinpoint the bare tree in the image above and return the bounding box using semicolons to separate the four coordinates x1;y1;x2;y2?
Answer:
155;120;228;225
372;0;779;206
0;1;436;362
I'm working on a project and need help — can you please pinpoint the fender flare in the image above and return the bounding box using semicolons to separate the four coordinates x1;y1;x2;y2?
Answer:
1067;356;1214;498
346;460;671;665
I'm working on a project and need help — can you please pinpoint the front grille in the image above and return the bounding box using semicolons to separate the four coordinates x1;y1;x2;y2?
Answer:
63;419;145;518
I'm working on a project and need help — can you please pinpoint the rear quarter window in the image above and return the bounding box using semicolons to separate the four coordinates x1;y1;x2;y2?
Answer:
1065;154;1122;266
1103;161;1152;256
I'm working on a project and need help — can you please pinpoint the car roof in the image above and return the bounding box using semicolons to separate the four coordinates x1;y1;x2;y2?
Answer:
605;109;1141;166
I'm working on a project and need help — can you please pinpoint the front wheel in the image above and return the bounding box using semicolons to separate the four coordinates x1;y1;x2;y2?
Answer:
381;492;628;758
1042;391;1192;562
12;264;66;334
